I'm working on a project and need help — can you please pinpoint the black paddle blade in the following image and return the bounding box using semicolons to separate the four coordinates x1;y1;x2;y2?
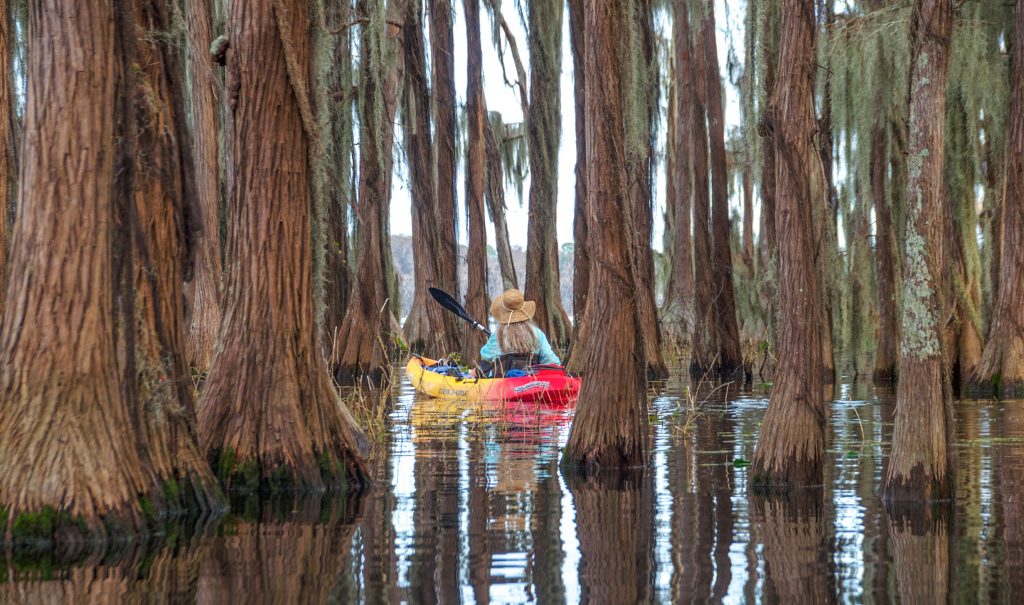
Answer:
428;287;466;317
428;287;491;336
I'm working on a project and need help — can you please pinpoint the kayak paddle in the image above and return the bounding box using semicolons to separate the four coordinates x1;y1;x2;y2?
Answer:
428;287;491;336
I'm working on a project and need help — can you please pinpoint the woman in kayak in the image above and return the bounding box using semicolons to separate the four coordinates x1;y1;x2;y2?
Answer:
479;289;561;371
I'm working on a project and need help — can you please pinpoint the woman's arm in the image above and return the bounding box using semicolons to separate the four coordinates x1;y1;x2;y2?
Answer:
479;332;502;362
535;330;561;365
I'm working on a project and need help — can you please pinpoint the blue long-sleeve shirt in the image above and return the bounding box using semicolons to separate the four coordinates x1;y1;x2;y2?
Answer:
479;326;561;365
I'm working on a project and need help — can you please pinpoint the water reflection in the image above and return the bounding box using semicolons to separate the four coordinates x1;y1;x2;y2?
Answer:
197;495;362;603
752;491;835;603
4;370;1024;603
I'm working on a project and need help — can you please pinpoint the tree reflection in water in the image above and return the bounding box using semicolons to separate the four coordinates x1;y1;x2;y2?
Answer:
753;490;836;603
197;494;363;603
563;467;655;604
5;383;1024;602
0;493;364;604
884;503;952;604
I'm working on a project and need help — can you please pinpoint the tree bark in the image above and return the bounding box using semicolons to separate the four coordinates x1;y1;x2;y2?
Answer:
750;0;826;489
198;0;369;492
816;0;838;384
334;1;404;383
701;2;743;378
741;165;755;271
690;12;717;376
850;177;876;378
0;0;11;313
976;0;1024;398
319;0;355;359
183;0;223;372
629;0;668;380
401;0;463;356
484;116;518;291
429;0;459;290
127;0;223;512
463;0;488;360
881;0;954;503
562;0;648;470
942;104;984;395
662;1;695;352
0;0;161;535
756;3;780;353
873;124;900;383
524;0;571;347
568;0;589;361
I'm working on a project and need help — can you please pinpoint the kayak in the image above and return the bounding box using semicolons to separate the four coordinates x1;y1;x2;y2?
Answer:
405;356;581;405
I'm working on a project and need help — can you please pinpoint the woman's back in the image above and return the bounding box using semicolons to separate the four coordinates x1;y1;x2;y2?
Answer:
479;289;561;366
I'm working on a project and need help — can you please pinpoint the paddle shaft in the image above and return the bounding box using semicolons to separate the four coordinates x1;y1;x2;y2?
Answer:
428;287;492;336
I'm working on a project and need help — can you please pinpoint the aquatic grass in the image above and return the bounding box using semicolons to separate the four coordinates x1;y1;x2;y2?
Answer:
667;359;734;437
341;381;392;456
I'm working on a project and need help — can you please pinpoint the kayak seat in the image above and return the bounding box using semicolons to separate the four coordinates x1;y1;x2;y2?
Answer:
480;353;537;378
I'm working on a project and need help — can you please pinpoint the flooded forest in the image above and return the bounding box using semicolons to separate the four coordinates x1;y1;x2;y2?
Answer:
0;0;1021;602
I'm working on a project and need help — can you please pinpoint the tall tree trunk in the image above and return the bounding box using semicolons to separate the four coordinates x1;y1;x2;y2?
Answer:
701;1;743;378
741;166;754;270
750;0;826;489
320;0;355;358
484;116;518;290
198;0;369;492
0;0;160;536
873;124;900;382
402;0;462;356
976;0;1024;398
629;0;668;380
0;0;10;312
942;96;984;395
128;0;223;511
334;1;404;383
568;0;589;362
463;0;488;359
183;0;223;372
524;0;571;347
982;125;1002;315
690;11;717;376
881;0;954;503
429;0;459;288
562;0;648;470
816;0;838;383
662;1;695;352
756;3;781;353
850;180;876;377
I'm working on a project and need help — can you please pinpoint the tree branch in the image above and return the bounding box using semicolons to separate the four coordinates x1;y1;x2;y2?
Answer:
483;0;529;117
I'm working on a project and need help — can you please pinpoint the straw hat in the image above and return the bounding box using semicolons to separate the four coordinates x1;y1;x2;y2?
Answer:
490;289;536;324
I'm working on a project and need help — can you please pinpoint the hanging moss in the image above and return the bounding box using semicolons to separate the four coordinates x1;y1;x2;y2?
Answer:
827;3;912;209
488;112;528;202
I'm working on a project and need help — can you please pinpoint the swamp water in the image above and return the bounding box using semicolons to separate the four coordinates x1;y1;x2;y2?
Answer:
3;364;1023;603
